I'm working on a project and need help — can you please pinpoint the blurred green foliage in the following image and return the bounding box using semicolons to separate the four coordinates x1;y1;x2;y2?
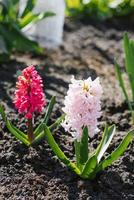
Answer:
66;0;134;20
115;33;134;122
0;0;54;62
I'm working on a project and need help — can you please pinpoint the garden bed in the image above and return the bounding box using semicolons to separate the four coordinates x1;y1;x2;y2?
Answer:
0;19;134;200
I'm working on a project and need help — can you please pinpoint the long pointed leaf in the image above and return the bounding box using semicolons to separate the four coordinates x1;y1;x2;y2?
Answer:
10;123;28;140
115;60;129;103
32;130;44;145
0;104;28;140
34;96;56;136
0;104;6;121
74;126;88;171
123;32;134;101
96;130;134;172
21;0;36;18
20;12;55;29
95;124;108;158
32;115;64;145
115;59;134;121
6;119;30;146
0;104;29;145
49;114;65;132
81;155;97;179
0;35;8;54
74;140;81;169
43;96;56;125
43;124;81;176
0;23;43;53
80;127;89;164
95;125;116;163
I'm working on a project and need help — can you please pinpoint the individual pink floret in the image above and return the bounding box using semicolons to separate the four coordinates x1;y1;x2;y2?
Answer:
62;76;102;141
14;65;46;119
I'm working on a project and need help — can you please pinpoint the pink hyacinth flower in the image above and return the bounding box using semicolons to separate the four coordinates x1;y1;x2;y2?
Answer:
62;76;103;141
14;65;46;119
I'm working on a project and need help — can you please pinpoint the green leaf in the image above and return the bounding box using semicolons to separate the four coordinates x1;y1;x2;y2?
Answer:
6;119;30;146
10;123;28;140
0;104;6;121
115;59;129;104
19;11;55;29
43;96;56;125
74;140;81;168
0;0;10;14
0;53;10;62
0;0;19;20
21;0;36;18
0;0;55;61
31;130;44;145
34;96;56;136
95;125;116;163
32;115;65;145
0;104;29;145
74;126;88;171
0;22;43;53
0;35;9;62
80;127;89;163
43;124;81;175
0;34;8;53
0;23;13;50
49;114;65;132
81;155;97;179
96;130;134;172
115;59;134;121
123;32;134;101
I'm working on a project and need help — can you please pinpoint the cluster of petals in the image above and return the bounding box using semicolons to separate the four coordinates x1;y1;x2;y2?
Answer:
62;76;103;141
14;65;46;119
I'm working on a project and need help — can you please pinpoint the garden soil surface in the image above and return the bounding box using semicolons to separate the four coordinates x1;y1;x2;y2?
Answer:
0;19;134;200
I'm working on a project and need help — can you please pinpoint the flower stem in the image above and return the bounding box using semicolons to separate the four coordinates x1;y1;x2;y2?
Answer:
27;118;34;143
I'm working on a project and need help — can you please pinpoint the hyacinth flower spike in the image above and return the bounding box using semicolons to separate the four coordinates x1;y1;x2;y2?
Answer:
14;65;46;142
0;65;63;146
43;76;134;179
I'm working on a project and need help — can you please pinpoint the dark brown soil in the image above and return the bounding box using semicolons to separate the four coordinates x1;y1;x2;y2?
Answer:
0;19;134;200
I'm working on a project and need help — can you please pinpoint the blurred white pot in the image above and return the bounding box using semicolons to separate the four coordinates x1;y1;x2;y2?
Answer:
20;0;65;48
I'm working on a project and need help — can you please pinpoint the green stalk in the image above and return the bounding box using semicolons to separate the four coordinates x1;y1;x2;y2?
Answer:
27;118;34;143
